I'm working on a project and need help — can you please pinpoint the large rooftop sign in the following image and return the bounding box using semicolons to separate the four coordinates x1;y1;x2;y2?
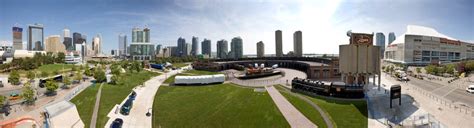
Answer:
350;33;373;45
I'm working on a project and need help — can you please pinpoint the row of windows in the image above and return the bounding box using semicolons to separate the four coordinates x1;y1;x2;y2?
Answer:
421;50;460;57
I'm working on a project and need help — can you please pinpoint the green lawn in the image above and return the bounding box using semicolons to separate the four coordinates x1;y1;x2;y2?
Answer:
18;64;76;76
276;86;368;128
163;70;222;84
172;63;189;68
96;71;159;128
70;84;100;127
275;85;329;128
152;83;289;128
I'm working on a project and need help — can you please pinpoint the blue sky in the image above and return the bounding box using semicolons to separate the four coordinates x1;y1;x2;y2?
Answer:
1;0;473;54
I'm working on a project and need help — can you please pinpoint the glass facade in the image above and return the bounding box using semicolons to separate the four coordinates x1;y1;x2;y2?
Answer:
130;44;155;60
28;25;44;51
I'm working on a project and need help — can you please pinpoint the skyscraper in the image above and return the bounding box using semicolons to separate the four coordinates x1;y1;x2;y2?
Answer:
63;28;73;51
191;36;199;56
201;39;211;56
92;34;102;55
177;37;187;57
12;27;23;50
375;32;385;58
293;31;302;57
45;35;65;53
388;32;396;44
275;30;283;57
186;43;192;56
257;41;264;58
130;27;154;60
217;39;228;59
28;24;44;51
118;34;127;56
63;28;70;38
156;44;162;55
230;37;243;59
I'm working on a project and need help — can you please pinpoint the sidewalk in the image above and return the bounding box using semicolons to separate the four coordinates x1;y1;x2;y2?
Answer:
265;85;317;128
368;73;474;128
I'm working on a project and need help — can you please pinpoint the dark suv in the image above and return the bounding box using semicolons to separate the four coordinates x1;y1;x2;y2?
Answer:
120;98;134;115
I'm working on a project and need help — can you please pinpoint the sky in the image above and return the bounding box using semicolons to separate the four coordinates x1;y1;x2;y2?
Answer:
0;0;473;55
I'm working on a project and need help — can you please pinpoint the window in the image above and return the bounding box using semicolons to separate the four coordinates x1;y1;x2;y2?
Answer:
440;52;447;56
422;57;430;62
414;39;422;42
422;51;431;56
431;51;439;56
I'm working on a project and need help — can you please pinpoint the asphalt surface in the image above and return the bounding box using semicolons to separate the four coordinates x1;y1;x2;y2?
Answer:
407;76;474;108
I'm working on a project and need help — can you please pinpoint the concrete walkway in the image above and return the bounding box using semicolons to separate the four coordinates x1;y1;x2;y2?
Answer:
89;83;103;128
265;85;317;128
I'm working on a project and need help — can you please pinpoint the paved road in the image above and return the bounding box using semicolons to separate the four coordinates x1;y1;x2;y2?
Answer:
104;68;183;128
265;85;317;128
407;76;474;107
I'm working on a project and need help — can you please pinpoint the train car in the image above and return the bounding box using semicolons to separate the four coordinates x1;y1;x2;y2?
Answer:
150;64;164;70
291;77;364;98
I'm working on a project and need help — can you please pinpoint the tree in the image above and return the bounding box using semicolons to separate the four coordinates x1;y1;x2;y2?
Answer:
84;64;93;76
94;69;106;83
79;65;84;71
75;71;83;82
0;95;6;107
21;82;35;105
110;74;120;85
41;71;49;78
446;64;456;75
425;65;437;75
56;52;66;63
45;81;59;94
416;67;422;74
131;61;142;72
71;65;77;72
27;71;35;82
63;75;72;86
8;70;20;85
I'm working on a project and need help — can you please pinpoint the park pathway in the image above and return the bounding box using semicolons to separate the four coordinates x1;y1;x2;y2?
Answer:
89;83;103;128
265;85;317;128
277;86;334;128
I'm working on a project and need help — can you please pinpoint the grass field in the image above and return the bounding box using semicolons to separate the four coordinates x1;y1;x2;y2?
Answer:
172;63;189;68
275;85;328;128
275;85;368;128
96;71;160;128
163;69;222;84
152;83;289;128
18;64;76;76
70;84;100;127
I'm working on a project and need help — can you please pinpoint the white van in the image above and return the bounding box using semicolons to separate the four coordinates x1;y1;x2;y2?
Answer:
467;85;474;93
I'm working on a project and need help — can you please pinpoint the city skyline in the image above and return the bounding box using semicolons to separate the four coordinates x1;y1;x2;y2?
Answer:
0;0;473;55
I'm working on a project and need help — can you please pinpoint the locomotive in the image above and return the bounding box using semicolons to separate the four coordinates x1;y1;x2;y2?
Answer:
291;77;365;98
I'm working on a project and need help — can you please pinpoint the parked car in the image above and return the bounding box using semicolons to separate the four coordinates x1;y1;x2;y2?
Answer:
9;93;21;100
467;85;474;93
110;118;123;128
120;98;134;115
129;91;137;100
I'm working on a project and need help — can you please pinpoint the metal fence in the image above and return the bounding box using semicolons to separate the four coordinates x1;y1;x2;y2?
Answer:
400;114;447;128
64;82;93;101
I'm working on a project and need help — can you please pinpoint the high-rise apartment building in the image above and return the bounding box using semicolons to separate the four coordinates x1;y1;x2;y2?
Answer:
12;27;23;50
45;35;65;53
28;24;44;51
375;32;385;58
63;28;70;38
293;31;302;57
201;39;211;56
230;37;243;59
177;37;187;57
257;41;264;58
191;36;199;56
186;43;192;56
217;39;228;59
92;34;102;56
155;44;162;55
388;32;396;44
275;30;283;57
130;27;154;60
118;34;127;56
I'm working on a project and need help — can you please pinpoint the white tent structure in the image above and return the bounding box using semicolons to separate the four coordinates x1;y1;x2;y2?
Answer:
44;101;84;128
174;74;225;85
